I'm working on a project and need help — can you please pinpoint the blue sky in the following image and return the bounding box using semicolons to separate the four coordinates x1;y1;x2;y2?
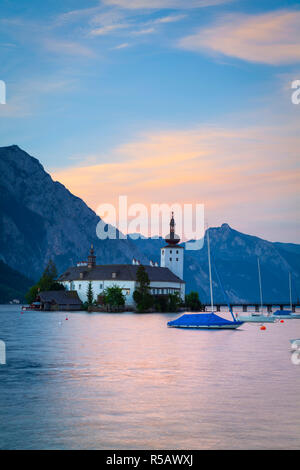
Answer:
0;0;299;242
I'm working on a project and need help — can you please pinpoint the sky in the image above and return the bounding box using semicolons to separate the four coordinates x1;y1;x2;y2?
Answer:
0;0;299;242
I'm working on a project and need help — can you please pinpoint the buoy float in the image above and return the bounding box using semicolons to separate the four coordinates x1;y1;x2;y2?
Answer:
65;316;69;321
280;319;284;323
260;325;266;330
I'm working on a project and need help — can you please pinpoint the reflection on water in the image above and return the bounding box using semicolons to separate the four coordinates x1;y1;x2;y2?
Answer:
0;305;299;450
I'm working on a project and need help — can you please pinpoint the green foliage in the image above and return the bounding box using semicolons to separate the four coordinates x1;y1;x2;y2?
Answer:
133;265;154;312
168;292;181;312
25;285;40;304
86;281;94;306
103;285;125;307
153;294;168;312
154;292;181;312
185;291;202;311
133;289;153;313
25;259;64;304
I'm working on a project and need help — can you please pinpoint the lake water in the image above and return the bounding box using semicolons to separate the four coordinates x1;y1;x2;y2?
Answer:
0;305;299;450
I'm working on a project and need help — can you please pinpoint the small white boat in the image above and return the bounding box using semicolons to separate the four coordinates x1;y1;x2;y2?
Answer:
237;314;275;323
273;274;300;319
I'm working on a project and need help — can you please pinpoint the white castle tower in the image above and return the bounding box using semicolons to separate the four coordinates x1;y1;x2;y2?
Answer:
160;212;184;280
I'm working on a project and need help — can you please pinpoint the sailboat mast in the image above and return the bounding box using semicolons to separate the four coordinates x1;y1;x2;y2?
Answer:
257;258;263;312
207;227;214;312
289;272;292;312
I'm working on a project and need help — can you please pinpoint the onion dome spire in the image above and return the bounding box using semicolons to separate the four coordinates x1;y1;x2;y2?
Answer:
165;212;180;246
87;244;96;268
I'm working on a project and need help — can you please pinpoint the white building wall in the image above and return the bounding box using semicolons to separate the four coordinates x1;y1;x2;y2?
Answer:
149;281;185;301
62;278;185;304
160;246;184;280
63;280;136;305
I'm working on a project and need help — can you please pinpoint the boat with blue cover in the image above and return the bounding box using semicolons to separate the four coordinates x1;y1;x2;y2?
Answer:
168;313;244;329
272;310;300;320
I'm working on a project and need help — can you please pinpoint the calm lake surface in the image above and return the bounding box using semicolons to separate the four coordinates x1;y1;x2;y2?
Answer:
0;305;299;450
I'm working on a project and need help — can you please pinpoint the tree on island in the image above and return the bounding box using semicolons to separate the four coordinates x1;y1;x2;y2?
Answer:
133;265;153;313
103;285;125;310
185;291;202;311
86;281;94;306
25;259;64;304
154;291;181;312
168;292;181;312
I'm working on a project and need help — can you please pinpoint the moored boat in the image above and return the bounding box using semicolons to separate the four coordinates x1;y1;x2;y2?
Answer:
237;314;275;323
168;313;243;329
272;310;300;320
21;302;42;311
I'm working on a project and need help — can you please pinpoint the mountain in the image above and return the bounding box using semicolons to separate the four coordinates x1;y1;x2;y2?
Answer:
0;145;147;281
0;145;299;304
0;260;33;303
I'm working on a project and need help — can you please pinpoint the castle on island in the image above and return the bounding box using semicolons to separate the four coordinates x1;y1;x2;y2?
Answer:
58;214;185;307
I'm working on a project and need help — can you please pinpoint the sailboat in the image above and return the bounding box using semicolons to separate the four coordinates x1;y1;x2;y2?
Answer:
237;258;275;323
167;227;244;329
272;273;300;319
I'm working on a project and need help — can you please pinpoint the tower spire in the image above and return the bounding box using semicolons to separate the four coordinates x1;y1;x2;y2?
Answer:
87;244;96;268
165;212;180;246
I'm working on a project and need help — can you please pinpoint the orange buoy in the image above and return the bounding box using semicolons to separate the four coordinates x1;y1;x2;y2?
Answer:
260;325;266;330
280;319;284;323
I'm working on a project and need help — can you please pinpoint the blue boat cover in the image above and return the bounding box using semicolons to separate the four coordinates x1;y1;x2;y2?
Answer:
273;310;292;316
168;312;243;327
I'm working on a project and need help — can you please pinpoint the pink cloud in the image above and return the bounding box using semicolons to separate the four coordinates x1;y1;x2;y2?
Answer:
179;10;300;65
51;121;300;241
103;0;229;9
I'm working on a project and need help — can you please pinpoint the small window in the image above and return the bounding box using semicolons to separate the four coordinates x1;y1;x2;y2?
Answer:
176;250;178;254
176;258;178;262
79;284;81;290
170;258;172;261
170;250;172;253
99;283;103;290
162;250;164;255
112;272;117;279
